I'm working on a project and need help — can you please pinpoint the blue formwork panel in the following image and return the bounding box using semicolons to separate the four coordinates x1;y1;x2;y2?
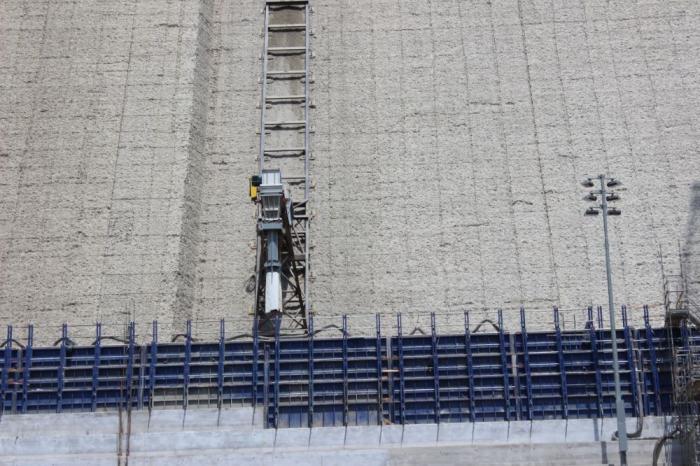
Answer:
270;336;383;428
0;313;689;427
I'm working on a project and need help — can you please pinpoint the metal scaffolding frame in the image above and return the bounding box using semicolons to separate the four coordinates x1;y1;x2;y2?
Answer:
0;308;685;429
662;254;700;465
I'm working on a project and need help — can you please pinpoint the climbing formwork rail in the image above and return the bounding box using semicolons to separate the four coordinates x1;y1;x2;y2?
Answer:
253;0;311;332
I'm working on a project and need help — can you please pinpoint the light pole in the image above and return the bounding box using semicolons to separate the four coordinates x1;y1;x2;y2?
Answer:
582;174;627;466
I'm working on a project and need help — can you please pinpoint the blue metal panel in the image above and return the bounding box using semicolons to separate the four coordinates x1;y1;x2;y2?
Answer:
497;310;510;421
643;306;661;415
375;314;383;425
519;308;533;420
342;315;349;426
273;317;281;428
553;308;568;418
430;313;440;424
464;312;476;423
126;322;135;407
252;317;259;406
57;324;67;413
0;313;687;425
397;314;406;425
307;314;314;427
92;324;101;412
588;321;603;418
183;321;191;407
263;344;270;428
621;306;639;417
218;320;225;407
21;325;33;414
149;321;157;408
1;326;12;413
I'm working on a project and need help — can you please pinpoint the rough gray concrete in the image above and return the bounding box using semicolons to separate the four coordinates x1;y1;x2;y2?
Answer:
1;0;699;339
0;408;678;465
0;0;215;340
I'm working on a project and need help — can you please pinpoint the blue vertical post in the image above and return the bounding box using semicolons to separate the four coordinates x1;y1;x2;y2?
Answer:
126;322;135;409
1;326;12;414
263;344;271;429
218;319;225;407
252;316;259;406
643;306;661;415
21;325;33;413
92;323;102;411
375;314;383;425
597;306;604;329
588;320;603;418
149;321;157;408
520;307;533;420
553;307;568;419
430;313;440;424
587;306;593;329
498;310;510;421
342;315;349;426
183;320;191;408
307;314;314;427
397;313;406;425
273;317;281;429
57;324;67;413
464;312;476;423
621;306;638;417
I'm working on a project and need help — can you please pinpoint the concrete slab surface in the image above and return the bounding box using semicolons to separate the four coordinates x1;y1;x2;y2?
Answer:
402;423;438;446
345;425;382;447
274;427;310;448
0;407;677;465
437;422;473;445
379;424;404;446
473;420;509;444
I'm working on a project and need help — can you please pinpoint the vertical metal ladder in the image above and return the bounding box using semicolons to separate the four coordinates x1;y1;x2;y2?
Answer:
254;0;311;333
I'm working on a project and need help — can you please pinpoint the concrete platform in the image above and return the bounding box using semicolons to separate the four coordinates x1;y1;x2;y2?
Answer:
0;407;679;465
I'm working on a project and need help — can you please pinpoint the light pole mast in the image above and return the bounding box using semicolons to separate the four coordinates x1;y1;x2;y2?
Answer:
583;174;627;466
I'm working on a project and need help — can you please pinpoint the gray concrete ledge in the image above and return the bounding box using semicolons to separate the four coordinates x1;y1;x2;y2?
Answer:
0;408;676;465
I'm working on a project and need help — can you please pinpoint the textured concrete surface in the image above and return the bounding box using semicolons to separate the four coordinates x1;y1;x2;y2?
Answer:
1;0;699;339
0;408;678;465
0;0;215;339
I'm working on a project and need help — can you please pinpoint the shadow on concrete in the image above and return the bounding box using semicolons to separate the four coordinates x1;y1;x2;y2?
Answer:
683;182;700;306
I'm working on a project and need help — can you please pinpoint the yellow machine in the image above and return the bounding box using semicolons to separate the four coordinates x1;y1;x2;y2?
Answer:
249;175;262;201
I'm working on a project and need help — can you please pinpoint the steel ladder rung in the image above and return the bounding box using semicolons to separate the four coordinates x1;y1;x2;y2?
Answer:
268;0;307;6
264;147;305;152
265;121;305;128
266;95;306;103
268;46;306;54
282;176;306;184
264;149;305;158
268;23;306;31
267;70;306;77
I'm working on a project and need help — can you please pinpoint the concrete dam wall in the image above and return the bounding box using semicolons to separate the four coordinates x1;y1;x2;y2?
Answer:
1;0;699;338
